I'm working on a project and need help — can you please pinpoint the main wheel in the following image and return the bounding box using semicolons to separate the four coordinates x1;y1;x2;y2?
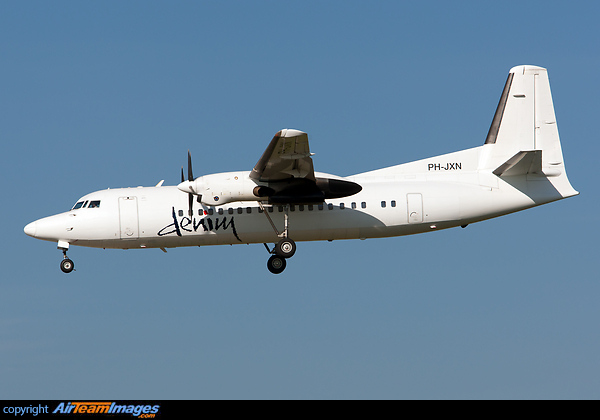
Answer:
60;258;74;273
275;238;296;258
267;255;287;274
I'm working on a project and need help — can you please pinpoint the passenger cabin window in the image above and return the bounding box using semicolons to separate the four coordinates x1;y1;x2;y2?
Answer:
340;203;345;209
361;202;367;209
391;200;396;207
351;202;357;209
381;201;386;208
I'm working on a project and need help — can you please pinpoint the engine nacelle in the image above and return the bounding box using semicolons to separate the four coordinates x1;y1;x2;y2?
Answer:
178;171;362;206
179;171;261;206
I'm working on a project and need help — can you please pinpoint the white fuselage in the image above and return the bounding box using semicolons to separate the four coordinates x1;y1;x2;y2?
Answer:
24;145;572;251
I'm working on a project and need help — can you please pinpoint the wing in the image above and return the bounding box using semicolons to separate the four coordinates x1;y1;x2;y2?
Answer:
250;129;316;182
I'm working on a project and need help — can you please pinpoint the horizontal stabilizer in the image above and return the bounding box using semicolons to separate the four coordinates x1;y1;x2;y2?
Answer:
493;150;542;177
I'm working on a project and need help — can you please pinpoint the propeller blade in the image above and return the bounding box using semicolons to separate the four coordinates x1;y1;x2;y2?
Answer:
181;167;185;183
188;150;194;181
189;192;194;216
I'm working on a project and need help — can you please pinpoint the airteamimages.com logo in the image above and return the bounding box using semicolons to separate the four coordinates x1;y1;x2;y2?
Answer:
2;402;160;418
53;402;160;417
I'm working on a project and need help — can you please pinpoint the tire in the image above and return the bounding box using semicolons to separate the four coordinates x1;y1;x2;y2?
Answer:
275;238;296;258
60;258;74;273
267;255;286;274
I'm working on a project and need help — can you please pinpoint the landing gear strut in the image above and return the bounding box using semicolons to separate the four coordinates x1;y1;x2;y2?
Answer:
259;203;297;274
58;241;74;273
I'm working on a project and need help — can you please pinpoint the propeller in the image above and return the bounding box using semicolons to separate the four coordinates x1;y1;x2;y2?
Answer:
181;150;195;216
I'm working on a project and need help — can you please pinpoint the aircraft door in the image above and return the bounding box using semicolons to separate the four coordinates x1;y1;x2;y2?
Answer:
119;196;139;239
407;193;423;224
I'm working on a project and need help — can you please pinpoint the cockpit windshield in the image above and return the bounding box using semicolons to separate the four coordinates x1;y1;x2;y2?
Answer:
71;200;101;210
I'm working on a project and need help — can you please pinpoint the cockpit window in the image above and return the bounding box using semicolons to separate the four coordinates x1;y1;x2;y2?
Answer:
72;200;100;210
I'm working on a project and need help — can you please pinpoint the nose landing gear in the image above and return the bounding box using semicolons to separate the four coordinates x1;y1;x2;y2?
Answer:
58;241;74;273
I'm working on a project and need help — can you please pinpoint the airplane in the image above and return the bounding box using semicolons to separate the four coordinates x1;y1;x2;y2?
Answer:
24;65;578;275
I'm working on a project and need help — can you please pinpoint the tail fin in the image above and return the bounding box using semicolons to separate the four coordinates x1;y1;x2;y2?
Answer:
480;65;578;198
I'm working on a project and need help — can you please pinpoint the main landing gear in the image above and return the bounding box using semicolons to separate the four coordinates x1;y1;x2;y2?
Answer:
259;203;297;274
265;238;297;274
58;241;74;273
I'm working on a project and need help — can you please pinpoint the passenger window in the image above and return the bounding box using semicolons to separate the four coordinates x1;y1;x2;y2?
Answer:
381;201;386;208
208;209;214;215
246;207;252;214
351;202;357;209
178;210;184;217
361;202;366;209
391;200;396;207
308;205;313;211
340;203;345;210
318;204;324;210
237;208;243;214
328;203;333;210
228;208;234;215
290;205;295;212
299;205;304;212
218;208;224;215
278;206;284;212
268;206;274;213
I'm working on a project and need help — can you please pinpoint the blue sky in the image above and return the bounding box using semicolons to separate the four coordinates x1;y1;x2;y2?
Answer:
2;1;598;399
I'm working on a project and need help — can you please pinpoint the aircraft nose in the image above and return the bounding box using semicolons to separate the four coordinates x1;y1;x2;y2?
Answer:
24;221;37;237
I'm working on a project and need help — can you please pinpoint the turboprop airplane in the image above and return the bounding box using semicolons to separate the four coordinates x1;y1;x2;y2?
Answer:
24;65;578;274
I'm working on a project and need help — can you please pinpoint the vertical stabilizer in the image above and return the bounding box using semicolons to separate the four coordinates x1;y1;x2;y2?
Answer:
480;65;578;198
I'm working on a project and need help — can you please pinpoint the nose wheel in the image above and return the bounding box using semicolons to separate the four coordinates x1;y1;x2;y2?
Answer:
58;243;75;273
60;257;75;273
